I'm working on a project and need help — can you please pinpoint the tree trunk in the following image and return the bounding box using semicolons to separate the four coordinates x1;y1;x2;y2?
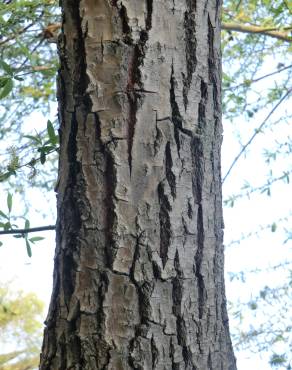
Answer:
40;0;236;369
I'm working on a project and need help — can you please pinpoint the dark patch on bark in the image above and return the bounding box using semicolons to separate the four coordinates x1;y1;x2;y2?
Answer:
66;0;92;109
191;137;203;204
170;65;194;158
195;205;205;319
174;249;183;278
198;79;208;129
186;0;197;11
183;4;197;110
172;276;183;316
187;199;193;219
119;4;132;41
158;182;172;268
170;65;182;155
152;260;162;279
208;15;219;113
165;141;177;198
145;0;153;30
166;64;193;157
127;90;138;175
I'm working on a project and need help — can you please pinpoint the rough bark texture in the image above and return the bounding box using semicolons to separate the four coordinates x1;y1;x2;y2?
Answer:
40;1;236;369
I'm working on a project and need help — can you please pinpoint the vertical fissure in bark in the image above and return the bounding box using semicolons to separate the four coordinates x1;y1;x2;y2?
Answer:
170;64;194;158
69;0;91;109
183;1;197;110
165;141;177;199
119;4;132;43
170;65;182;156
198;79;208;130
94;113;116;269
145;0;153;30
158;182;172;268
208;15;219;113
195;204;205;320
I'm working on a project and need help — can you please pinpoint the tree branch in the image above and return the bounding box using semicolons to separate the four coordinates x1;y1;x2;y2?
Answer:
223;63;292;91
222;88;292;183
222;22;292;43
0;225;55;235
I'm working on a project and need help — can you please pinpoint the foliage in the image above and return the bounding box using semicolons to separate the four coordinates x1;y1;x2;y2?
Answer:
0;282;44;370
221;1;292;368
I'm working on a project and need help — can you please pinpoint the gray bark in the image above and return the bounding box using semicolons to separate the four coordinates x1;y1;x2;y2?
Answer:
40;0;237;369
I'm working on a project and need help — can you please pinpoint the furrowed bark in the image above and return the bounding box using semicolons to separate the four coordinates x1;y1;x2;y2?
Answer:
40;0;237;369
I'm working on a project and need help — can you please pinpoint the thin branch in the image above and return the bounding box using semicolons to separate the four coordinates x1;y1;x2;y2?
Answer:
0;22;36;46
0;225;55;235
223;64;292;91
222;22;292;43
222;88;292;183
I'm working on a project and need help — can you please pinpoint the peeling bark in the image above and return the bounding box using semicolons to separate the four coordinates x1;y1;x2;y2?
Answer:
40;0;237;369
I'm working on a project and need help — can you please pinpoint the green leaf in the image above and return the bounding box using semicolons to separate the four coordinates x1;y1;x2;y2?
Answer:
0;241;2;247
4;222;11;231
0;76;10;88
13;234;24;238
13;76;24;81
47;120;58;145
7;193;12;213
29;236;44;243
271;223;277;232
25;239;32;258
0;210;9;220
0;60;14;76
23;135;42;145
0;78;13;99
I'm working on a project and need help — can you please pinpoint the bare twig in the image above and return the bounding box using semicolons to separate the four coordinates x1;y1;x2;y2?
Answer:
222;88;292;183
0;225;55;235
223;64;292;91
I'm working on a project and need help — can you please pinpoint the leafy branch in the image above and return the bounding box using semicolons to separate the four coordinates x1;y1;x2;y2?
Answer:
0;120;59;182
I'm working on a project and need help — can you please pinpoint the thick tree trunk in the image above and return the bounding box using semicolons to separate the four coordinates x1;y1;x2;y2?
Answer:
40;1;236;369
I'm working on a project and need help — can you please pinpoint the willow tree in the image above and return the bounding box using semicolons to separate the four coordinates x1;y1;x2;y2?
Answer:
40;1;236;368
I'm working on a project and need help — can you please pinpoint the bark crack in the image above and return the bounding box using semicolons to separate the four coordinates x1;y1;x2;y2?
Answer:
183;2;197;110
158;182;172;268
165;141;177;199
170;64;195;158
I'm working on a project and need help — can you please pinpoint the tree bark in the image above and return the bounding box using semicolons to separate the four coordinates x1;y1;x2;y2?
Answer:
40;1;236;369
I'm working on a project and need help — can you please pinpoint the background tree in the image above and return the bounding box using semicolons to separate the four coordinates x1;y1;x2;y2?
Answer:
0;281;44;370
